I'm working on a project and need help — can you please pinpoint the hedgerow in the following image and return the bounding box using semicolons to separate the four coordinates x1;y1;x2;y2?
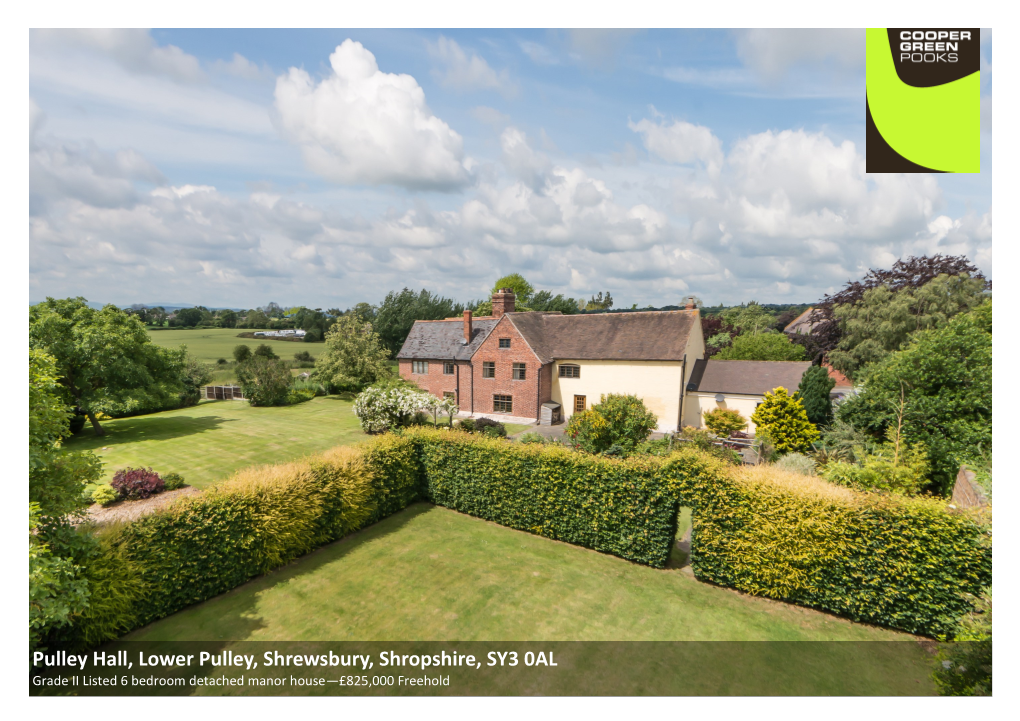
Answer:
690;465;991;637
68;430;990;646
408;428;680;568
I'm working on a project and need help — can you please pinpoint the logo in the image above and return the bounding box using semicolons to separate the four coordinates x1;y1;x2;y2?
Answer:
866;28;980;173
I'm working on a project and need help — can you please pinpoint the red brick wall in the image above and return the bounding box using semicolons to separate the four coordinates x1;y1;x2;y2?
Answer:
399;358;469;406
469;316;542;419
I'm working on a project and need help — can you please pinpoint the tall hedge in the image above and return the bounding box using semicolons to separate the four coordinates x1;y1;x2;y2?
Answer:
70;435;423;646
408;428;680;568
689;466;992;637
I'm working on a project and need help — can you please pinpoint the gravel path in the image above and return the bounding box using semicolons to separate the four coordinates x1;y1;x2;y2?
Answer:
84;486;202;525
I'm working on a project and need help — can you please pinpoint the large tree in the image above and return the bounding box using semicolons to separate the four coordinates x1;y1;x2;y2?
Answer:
714;331;807;361
174;307;203;327
808;254;989;360
529;290;580;314
29;298;186;435
827;273;987;380
373;288;464;357
316;314;391;392
723;301;776;336
836;301;991;495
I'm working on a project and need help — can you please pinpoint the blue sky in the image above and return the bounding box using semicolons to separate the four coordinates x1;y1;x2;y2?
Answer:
29;29;992;309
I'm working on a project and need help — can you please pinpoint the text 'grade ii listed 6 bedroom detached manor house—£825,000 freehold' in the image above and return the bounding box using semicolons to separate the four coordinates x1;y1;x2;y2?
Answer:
397;288;817;432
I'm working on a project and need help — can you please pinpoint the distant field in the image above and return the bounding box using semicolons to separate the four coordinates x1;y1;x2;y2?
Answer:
147;328;319;365
64;397;366;489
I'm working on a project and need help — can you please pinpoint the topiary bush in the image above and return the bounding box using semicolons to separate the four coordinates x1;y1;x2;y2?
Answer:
90;484;119;506
702;408;748;436
111;467;164;500
161;472;186;491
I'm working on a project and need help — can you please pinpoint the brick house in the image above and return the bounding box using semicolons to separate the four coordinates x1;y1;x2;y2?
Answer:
397;289;708;431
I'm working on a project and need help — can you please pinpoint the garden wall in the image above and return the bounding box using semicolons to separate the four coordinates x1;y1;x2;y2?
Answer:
67;429;990;647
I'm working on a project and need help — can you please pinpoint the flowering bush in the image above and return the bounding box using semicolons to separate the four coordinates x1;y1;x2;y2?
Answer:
353;386;434;433
111;467;165;500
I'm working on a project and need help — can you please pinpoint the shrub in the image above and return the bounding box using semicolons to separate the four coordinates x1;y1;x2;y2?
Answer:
702;408;748;436
111;467;164;500
797;365;835;426
518;432;548;444
162;472;186;491
235;356;292;406
474;417;506;437
566;394;657;454
457;418;475;433
232;344;252;363
751;387;820;454
352;385;433;433
216;358;228;365
692;464;991;637
253;343;279;360
293;350;314;363
677;427;742;466
772;452;816;476
90;484;119;506
821;432;929;496
286;387;317;405
933;588;991;695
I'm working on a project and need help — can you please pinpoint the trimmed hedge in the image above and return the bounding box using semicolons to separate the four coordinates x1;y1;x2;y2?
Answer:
409;428;680;568
689;466;992;637
71;435;422;645
69;429;991;645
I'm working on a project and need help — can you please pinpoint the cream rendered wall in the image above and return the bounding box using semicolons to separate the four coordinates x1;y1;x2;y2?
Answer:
550;360;684;432
687;393;763;434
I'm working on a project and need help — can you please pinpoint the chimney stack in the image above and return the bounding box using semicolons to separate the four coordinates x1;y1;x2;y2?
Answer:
463;309;473;343
492;288;516;318
684;296;696;310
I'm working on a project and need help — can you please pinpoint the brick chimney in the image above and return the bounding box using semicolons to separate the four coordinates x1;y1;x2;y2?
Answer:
463;309;473;343
684;296;696;310
492;288;516;318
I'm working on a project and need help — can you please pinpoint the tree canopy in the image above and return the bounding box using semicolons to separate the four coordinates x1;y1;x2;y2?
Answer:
316;313;391;392
373;288;464;357
714;331;807;361
29;298;187;435
491;273;535;306
827;273;987;379
836;300;991;495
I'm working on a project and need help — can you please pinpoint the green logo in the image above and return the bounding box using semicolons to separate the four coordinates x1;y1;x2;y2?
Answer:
866;28;980;173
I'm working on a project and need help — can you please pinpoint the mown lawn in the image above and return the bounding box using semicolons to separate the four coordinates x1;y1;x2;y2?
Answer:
63;397;366;489
121;504;936;695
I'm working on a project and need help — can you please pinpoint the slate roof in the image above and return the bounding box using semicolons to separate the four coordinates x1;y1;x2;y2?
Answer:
686;359;812;396
396;318;499;360
508;310;699;364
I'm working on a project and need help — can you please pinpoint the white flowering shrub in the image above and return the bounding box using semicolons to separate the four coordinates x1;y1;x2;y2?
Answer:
423;394;459;426
353;386;434;433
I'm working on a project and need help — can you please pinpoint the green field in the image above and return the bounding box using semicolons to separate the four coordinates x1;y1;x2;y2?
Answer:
120;504;936;695
64;397;366;489
147;328;316;364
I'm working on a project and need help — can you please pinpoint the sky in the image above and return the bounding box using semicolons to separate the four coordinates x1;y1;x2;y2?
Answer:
28;28;993;310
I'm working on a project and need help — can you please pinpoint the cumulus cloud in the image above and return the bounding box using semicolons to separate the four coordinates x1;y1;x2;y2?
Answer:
628;117;724;177
427;36;514;96
519;41;559;66
734;29;864;83
30;104;991;308
32;29;205;83
273;39;471;191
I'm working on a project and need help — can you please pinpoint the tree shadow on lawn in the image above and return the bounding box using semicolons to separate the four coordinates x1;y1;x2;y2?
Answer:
65;414;238;449
119;502;436;647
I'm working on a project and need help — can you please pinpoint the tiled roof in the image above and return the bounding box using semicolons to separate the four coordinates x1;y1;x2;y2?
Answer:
396;318;499;360
784;307;822;335
508;310;699;363
686;359;812;396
